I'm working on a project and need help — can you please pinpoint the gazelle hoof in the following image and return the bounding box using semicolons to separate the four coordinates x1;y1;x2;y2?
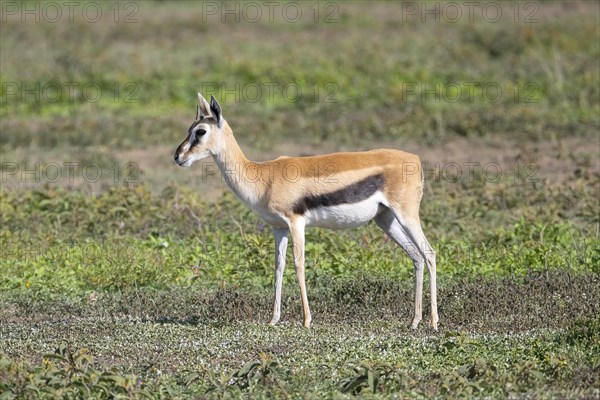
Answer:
411;316;422;330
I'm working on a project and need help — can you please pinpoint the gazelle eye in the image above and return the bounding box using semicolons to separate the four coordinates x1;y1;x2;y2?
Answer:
190;128;206;145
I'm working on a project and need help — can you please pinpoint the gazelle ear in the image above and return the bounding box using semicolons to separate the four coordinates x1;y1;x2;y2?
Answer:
210;95;223;128
197;92;211;118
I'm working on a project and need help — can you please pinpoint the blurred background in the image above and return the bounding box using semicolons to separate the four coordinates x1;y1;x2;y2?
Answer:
1;0;599;291
1;0;598;295
2;1;598;196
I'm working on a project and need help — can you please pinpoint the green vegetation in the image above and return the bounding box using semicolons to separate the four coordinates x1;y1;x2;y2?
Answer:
2;314;599;399
1;1;599;151
1;1;599;398
0;183;598;293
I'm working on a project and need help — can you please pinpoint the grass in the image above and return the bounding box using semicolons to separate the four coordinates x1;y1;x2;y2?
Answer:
0;183;598;294
2;286;599;398
1;2;599;150
1;1;599;398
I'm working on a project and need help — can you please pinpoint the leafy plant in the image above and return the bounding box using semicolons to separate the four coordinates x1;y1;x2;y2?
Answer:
340;360;402;395
188;353;286;397
0;344;159;399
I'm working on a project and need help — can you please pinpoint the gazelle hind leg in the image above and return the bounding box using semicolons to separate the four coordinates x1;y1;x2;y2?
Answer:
375;208;425;329
402;220;437;330
389;208;438;331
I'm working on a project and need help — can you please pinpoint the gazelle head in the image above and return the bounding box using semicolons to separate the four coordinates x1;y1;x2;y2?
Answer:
174;93;224;167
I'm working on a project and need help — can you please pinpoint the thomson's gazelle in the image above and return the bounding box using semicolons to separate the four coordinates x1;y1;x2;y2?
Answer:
174;93;438;330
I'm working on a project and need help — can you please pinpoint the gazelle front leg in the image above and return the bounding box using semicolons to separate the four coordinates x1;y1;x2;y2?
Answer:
412;261;424;329
270;227;289;325
289;217;312;327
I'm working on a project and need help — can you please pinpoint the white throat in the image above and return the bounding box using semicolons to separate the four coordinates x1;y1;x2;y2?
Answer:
211;129;262;208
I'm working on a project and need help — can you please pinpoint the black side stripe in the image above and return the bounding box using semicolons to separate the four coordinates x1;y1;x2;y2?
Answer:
293;174;385;215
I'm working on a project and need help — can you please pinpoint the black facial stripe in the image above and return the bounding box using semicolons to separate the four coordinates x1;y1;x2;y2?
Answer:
188;118;204;135
293;173;385;215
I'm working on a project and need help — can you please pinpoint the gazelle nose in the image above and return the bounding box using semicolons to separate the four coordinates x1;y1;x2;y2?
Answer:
174;154;180;162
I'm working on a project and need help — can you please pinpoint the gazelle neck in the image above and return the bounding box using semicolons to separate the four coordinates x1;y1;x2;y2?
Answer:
212;122;264;206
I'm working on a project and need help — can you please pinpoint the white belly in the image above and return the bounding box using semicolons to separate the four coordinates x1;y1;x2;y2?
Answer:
254;206;288;227
304;192;386;229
